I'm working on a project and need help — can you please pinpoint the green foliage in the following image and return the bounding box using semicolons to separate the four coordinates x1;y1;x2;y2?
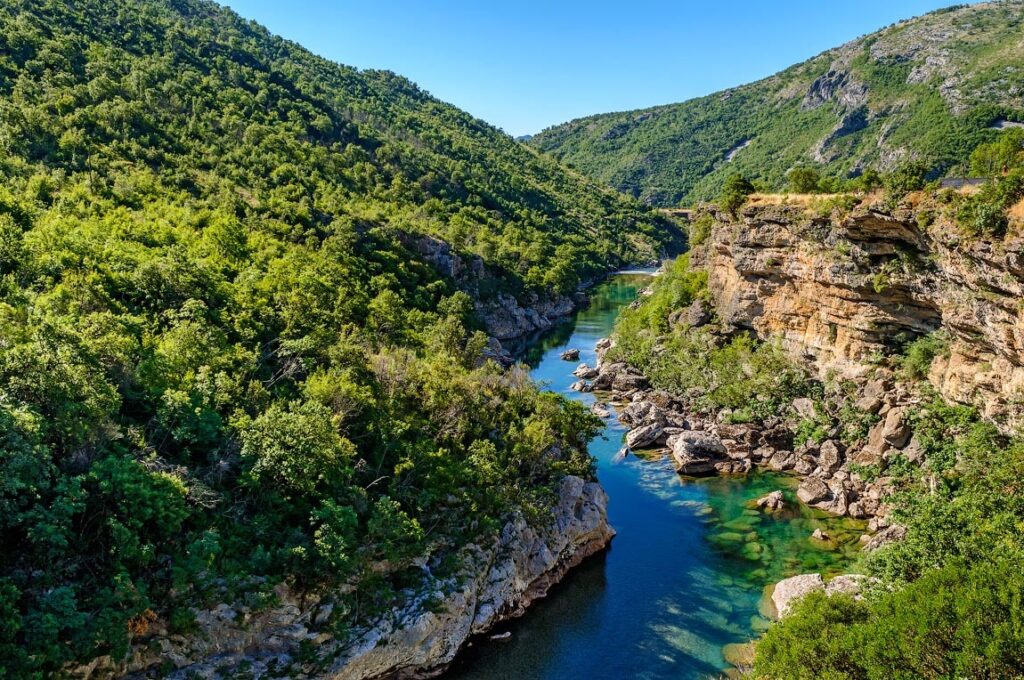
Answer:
719;174;755;215
610;258;810;421
759;390;1024;677
755;560;1024;679
0;0;653;672
956;170;1024;236
882;161;929;199
794;411;831;447
850;169;883;193
899;331;949;381
787;166;823;193
969;128;1024;176
869;397;1024;583
687;212;715;247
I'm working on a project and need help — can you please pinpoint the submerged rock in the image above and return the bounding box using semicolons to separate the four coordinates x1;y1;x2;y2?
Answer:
755;490;785;513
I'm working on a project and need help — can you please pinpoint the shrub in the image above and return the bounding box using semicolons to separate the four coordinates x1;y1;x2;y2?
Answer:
687;212;715;247
787;166;822;193
969;128;1024;176
883;162;929;198
755;560;1024;679
899;331;948;381
956;170;1024;236
719;174;755;215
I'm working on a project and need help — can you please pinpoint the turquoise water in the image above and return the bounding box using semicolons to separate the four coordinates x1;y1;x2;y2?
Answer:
447;273;861;679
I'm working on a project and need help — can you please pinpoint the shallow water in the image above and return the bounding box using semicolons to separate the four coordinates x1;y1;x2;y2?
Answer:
447;273;862;679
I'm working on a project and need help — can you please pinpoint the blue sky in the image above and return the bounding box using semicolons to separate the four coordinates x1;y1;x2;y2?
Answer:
225;0;960;137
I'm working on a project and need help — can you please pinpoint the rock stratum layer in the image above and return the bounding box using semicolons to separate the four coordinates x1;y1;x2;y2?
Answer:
699;202;1024;429
85;477;612;680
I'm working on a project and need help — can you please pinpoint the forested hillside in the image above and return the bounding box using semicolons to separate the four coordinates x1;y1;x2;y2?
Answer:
0;0;678;674
531;1;1024;206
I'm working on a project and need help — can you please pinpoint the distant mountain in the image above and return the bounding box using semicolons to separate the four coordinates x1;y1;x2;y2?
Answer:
530;2;1024;206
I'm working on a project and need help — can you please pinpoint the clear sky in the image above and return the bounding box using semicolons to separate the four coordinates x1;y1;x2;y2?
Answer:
224;0;961;137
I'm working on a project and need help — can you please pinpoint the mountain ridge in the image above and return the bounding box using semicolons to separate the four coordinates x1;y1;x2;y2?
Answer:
530;1;1024;205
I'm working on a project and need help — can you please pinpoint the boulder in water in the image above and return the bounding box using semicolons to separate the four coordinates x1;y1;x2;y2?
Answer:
573;363;599;379
625;423;664;449
560;348;580;361
755;490;785;513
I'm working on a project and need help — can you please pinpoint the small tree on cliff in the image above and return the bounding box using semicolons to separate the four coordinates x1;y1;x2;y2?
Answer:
787;166;822;193
719;173;755;216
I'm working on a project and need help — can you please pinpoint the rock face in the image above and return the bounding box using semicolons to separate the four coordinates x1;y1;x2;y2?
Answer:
101;476;613;679
476;291;581;340
702;202;1024;429
406;233;587;341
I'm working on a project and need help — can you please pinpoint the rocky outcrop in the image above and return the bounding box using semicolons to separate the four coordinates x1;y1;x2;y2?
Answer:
702;202;1024;429
93;476;612;680
404;233;586;340
476;290;582;340
769;573;869;618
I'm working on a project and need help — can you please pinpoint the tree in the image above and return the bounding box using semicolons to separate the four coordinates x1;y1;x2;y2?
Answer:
239;401;355;497
787;166;822;193
883;162;929;197
970;128;1024;176
719;173;755;215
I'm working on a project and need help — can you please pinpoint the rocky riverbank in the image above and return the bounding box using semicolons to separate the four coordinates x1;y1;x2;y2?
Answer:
575;197;1024;550
78;477;612;679
572;340;903;544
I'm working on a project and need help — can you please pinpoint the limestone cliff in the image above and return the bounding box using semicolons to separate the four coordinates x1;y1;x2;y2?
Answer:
698;201;1024;428
79;477;612;680
406;233;588;340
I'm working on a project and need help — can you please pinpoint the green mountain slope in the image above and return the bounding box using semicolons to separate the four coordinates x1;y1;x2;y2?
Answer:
531;1;1024;206
0;0;678;673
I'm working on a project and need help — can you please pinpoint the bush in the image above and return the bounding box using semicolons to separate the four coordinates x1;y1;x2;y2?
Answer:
687;213;715;247
899;331;948;381
969;128;1024;176
755;560;1024;679
787;166;823;193
719;174;755;215
883;162;929;198
956;170;1024;236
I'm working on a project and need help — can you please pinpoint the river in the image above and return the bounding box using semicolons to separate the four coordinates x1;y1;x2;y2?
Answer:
447;272;863;679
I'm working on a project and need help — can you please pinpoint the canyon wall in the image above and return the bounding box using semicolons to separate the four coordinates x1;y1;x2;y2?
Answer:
696;202;1024;429
78;477;612;680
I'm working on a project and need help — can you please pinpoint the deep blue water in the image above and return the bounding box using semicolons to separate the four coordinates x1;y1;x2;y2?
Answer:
447;273;858;680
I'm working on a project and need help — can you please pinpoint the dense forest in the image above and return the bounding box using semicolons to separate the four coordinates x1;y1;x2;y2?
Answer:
531;2;1024;206
0;0;680;674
